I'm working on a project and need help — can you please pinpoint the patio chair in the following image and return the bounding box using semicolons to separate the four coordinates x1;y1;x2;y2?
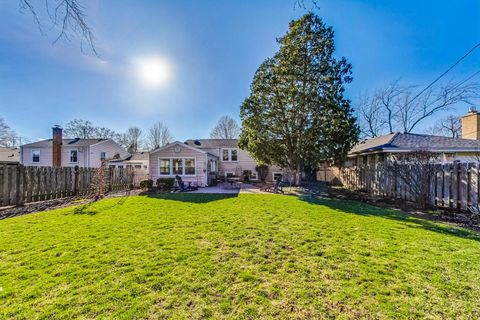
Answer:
261;174;284;194
174;175;198;192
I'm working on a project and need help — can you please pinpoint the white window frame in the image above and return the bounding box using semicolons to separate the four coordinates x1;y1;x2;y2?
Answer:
69;149;78;163
158;157;196;176
221;148;239;162
100;151;106;161
31;149;40;163
272;172;283;181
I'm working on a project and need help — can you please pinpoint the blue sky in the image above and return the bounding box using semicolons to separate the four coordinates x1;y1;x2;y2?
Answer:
0;0;479;142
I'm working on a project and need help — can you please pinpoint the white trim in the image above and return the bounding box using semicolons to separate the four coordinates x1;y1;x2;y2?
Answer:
225;171;235;177
158;157;197;177
31;149;40;163
151;141;206;155
69;149;79;164
221;148;239;162
272;172;283;181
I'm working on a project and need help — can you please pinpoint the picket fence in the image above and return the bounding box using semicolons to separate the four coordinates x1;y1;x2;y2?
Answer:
331;162;480;211
0;165;134;206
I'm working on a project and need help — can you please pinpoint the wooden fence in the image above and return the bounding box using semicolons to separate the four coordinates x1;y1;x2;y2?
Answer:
329;162;480;211
0;165;133;207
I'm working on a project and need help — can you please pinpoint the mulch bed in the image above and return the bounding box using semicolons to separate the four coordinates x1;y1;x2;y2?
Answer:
0;189;142;220
327;186;480;232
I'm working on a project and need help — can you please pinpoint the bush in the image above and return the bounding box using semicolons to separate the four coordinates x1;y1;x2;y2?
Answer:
140;179;153;191
156;178;175;192
255;165;269;183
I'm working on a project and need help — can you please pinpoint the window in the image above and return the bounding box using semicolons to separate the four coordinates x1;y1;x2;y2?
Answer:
184;158;196;175
117;165;124;168
109;165;115;168
172;159;183;175
143;165;148;169
445;153;455;162
222;148;239;162
126;164;132;168
32;150;40;163
160;159;170;175
231;149;238;161
70;150;78;163
100;152;106;161
225;172;235;177
273;172;283;181
159;158;196;176
134;165;142;169
251;171;258;180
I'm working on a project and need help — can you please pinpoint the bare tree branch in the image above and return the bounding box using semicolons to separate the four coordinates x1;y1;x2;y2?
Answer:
19;0;97;55
210;116;241;139
147;122;173;150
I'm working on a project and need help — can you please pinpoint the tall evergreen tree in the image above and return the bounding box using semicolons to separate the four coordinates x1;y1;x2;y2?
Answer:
239;13;358;184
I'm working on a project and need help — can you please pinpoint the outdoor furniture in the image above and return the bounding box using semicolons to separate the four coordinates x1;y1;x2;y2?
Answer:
226;177;242;189
261;175;284;193
173;175;198;192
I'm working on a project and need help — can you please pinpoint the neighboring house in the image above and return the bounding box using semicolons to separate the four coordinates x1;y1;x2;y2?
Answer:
20;126;130;168
347;109;480;166
109;152;149;171
0;147;20;165
149;139;284;187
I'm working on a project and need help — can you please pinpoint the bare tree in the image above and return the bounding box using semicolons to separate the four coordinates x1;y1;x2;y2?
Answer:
95;127;121;141
122;127;144;153
19;0;96;54
64;119;96;138
147;122;173;150
357;80;478;137
210;116;241;139
0;118;17;147
425;114;462;138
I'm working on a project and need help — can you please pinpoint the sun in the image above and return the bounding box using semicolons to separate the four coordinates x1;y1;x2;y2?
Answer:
135;56;172;88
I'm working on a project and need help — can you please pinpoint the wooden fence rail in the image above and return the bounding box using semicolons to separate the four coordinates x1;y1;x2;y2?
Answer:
0;165;133;207
321;163;480;211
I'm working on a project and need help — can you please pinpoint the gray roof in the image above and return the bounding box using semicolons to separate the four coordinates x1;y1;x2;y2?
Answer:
22;138;108;148
0;147;20;163
349;132;480;155
184;139;239;149
111;152;149;162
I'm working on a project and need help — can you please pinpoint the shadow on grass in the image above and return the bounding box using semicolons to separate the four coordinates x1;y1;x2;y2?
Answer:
300;196;480;241
146;193;238;204
73;196;129;215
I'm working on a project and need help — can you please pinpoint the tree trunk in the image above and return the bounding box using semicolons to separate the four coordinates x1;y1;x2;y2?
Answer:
304;165;317;182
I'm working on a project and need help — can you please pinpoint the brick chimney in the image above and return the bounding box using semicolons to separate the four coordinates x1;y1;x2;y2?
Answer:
52;125;62;167
461;107;480;140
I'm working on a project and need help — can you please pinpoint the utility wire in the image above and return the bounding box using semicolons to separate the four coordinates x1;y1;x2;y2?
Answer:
403;42;480;109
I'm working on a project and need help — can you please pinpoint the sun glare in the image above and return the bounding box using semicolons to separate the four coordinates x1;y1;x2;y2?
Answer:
136;56;171;88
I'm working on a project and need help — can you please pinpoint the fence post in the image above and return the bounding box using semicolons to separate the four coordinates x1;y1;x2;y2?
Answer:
73;166;79;195
17;165;24;206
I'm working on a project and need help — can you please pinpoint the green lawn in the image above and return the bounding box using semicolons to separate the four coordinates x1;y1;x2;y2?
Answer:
1;194;480;319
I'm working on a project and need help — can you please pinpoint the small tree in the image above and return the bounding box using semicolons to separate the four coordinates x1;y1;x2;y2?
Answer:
386;150;438;209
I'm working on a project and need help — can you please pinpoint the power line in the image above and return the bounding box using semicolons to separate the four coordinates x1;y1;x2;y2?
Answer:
403;41;480;109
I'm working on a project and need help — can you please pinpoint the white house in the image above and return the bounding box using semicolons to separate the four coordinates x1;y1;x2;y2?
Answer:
20;126;130;168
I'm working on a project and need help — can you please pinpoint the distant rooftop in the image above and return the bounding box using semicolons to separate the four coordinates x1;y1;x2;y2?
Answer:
349;132;480;155
184;139;239;149
0;147;20;164
21;138;108;148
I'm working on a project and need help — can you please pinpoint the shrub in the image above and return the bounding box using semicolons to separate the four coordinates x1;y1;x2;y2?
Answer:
156;178;175;192
140;179;153;191
255;165;269;183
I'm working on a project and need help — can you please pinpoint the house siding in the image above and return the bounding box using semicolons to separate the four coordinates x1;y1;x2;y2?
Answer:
149;144;208;187
89;140;130;168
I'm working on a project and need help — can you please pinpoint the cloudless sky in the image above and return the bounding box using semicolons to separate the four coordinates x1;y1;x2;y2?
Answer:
0;0;479;142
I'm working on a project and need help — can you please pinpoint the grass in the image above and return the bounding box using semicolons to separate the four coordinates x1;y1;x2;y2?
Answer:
1;194;480;319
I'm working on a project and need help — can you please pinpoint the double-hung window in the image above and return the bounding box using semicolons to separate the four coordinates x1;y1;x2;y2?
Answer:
159;159;171;175
32;150;40;163
159;158;196;176
70;150;78;163
100;152;106;161
222;148;239;162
